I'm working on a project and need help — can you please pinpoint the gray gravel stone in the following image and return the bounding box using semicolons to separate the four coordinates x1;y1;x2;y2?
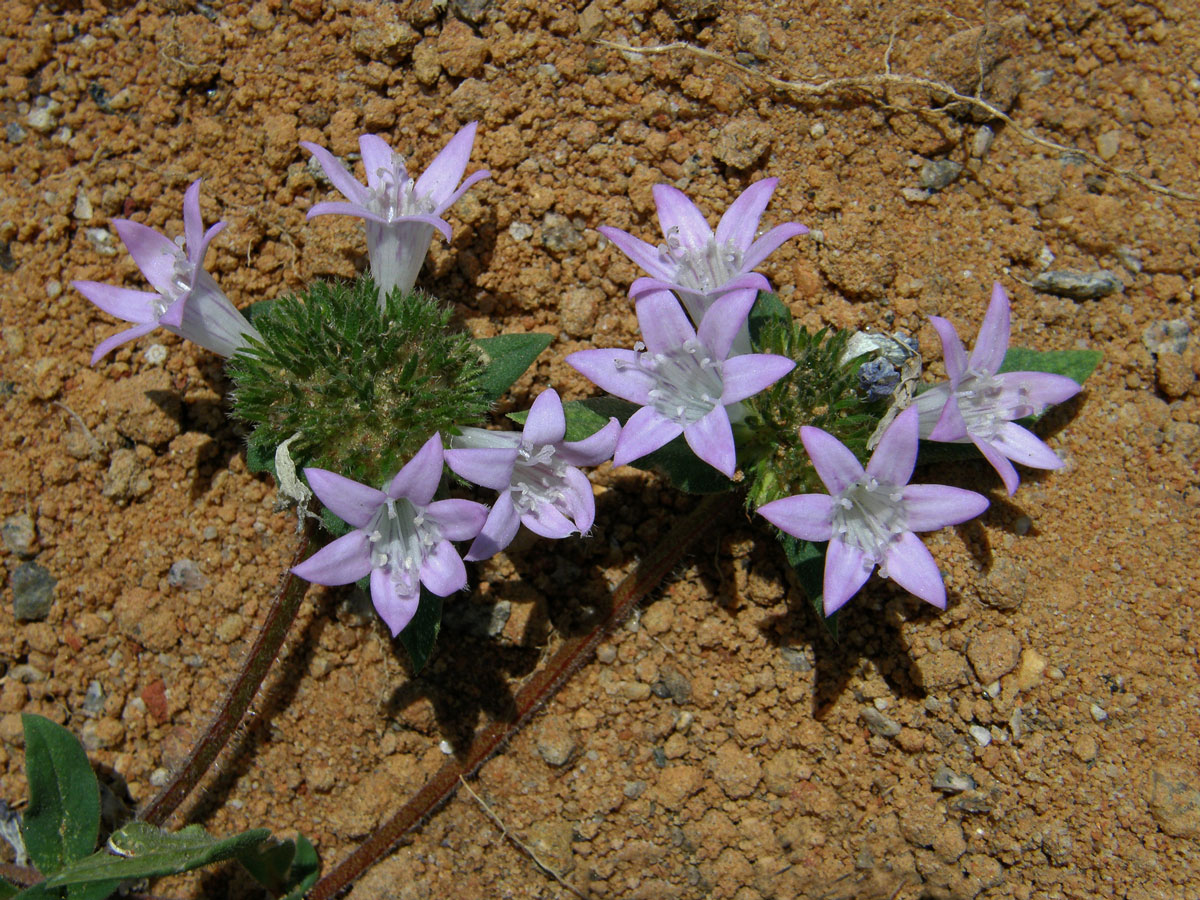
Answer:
1031;269;1123;300
933;766;976;793
12;562;56;621
919;159;963;191
860;706;902;738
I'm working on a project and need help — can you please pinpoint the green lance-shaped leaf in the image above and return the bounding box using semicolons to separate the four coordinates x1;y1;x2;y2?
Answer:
997;346;1103;384
398;588;444;674
238;833;320;899
475;333;554;403
19;714;101;876
38;823;270;890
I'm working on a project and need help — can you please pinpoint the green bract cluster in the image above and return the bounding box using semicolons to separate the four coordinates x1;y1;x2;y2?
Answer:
741;294;880;510
228;278;489;488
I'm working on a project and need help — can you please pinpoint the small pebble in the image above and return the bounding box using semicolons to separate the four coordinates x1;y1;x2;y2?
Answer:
12;562;56;621
167;559;208;591
143;344;168;365
507;222;533;241
971;126;994;158
438;740;454;755
1;513;37;558
809;122;826;139
149;768;170;787
1016;650;1048;693
918;159;963;191
1030;269;1123;300
1090;703;1108;722
1142;319;1190;356
83;681;105;716
1013;515;1032;536
534;717;577;767
932;765;976;793
778;646;811;672
968;725;992;747
860;706;902;738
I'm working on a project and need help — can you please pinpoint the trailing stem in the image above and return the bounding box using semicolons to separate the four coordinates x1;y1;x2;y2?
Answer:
138;517;318;827
307;491;736;900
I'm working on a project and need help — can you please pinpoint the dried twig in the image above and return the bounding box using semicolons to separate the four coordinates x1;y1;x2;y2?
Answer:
596;39;1200;203
458;776;591;900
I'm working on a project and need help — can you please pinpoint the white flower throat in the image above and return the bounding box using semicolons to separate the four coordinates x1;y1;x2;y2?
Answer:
953;370;1035;441
832;475;907;572
659;226;743;293
153;238;194;318
367;497;441;592
618;339;724;426
368;155;437;222
511;443;568;516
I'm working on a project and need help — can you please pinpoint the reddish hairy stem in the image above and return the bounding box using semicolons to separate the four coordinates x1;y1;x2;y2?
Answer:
138;517;317;827
308;492;733;900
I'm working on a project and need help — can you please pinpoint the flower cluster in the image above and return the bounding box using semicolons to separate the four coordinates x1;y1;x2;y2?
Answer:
74;121;1086;637
758;283;1082;614
571;183;806;475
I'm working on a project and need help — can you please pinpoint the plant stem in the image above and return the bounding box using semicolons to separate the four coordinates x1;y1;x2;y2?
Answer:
307;492;734;900
138;517;317;827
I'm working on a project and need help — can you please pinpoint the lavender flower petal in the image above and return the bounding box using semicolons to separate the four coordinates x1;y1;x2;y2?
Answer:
91;323;159;365
823;540;873;616
520;500;577;540
714;177;777;249
969;282;1011;374
427;499;489;542
990;422;1066;470
112;219;180;295
929;315;968;382
757;494;835;542
994;370;1082;410
901;484;990;532
866;405;919;486
523;387;567;446
555;417;620;467
637;289;696;352
565;349;654;405
972;435;1021;495
299;141;371;205
466;493;521;562
305;467;388;528
882;532;946;608
653;184;713;253
696;288;758;359
292;531;373;585
740;222;811;272
386;433;445;505
720;354;796;404
684;406;736;477
443;446;518;491
598;226;673;281
613;406;683;468
370;567;420;636
800;426;866;495
73;282;159;324
420;540;469;596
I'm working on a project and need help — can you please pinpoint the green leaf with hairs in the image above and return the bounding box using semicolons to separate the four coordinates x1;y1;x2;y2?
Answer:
19;715;100;876
475;333;554;403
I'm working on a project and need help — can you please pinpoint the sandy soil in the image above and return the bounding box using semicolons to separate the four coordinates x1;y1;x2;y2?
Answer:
1;1;1199;898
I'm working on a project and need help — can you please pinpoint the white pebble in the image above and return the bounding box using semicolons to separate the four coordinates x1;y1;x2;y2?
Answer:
969;724;992;747
1090;703;1108;722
